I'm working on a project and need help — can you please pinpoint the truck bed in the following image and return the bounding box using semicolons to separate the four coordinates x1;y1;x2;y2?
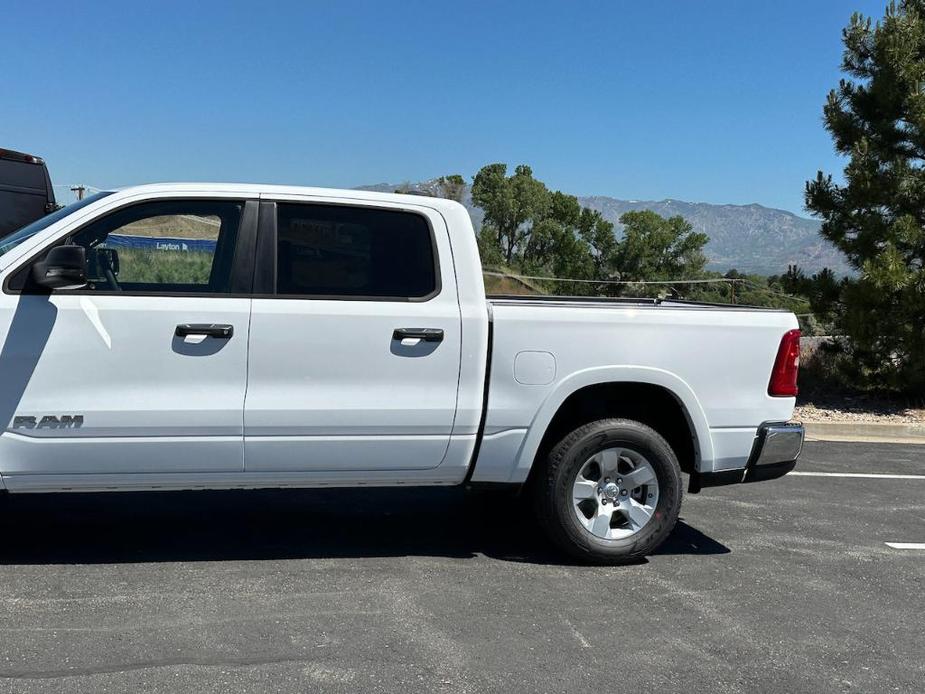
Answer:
471;292;798;484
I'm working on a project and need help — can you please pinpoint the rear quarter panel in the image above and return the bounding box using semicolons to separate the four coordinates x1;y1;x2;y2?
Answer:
472;302;797;483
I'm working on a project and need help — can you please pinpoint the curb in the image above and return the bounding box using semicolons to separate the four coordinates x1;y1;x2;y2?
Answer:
803;421;925;445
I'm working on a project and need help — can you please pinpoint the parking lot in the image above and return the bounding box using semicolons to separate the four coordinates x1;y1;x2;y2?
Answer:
0;440;921;693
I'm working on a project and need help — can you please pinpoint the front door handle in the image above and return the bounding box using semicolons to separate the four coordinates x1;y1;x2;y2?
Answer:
392;328;444;343
176;323;234;339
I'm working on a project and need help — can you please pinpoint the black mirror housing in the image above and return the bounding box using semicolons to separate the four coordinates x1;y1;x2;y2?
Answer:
32;245;87;290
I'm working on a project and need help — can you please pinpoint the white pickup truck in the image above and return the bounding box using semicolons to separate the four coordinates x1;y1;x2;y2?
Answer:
0;184;804;563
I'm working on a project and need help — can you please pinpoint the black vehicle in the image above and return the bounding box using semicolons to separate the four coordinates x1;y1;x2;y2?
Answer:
0;148;56;236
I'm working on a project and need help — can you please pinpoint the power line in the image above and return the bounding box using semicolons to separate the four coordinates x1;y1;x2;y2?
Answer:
741;279;808;302
483;270;820;316
53;184;104;195
483;270;738;286
484;269;813;300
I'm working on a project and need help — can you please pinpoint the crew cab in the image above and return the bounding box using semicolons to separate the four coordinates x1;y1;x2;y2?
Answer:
0;184;804;563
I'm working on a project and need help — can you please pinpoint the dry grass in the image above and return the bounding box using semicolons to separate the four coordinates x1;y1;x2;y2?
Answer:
119;215;220;240
483;273;542;296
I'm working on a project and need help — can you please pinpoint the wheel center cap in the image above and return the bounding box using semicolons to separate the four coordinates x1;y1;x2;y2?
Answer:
601;481;620;501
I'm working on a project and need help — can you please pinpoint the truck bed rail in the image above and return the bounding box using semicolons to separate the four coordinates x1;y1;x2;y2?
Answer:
487;294;788;311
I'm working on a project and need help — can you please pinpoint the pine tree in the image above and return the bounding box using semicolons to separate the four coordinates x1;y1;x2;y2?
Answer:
805;0;925;392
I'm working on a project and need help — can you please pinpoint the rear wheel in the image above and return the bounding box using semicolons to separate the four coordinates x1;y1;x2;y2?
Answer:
535;418;682;564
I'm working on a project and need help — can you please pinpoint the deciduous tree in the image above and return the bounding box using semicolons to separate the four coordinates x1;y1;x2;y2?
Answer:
471;164;549;265
614;210;708;285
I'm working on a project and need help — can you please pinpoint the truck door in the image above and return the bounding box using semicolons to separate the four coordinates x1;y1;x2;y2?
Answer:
0;197;256;480
243;198;462;472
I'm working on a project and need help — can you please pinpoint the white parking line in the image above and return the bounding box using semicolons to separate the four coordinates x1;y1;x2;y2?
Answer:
789;472;925;480
885;543;925;550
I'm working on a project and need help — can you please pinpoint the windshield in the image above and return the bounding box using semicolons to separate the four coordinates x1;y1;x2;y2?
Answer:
0;192;113;257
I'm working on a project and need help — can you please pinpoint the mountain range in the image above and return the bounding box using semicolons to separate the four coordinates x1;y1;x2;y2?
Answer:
357;183;849;276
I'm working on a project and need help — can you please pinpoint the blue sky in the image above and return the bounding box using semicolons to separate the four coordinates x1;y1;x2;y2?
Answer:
1;0;887;213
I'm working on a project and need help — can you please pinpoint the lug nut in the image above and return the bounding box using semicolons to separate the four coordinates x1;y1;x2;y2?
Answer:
617;478;622;484
604;477;610;483
621;490;628;496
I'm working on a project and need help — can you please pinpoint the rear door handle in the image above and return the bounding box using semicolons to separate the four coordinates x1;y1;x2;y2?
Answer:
392;328;444;343
175;323;234;339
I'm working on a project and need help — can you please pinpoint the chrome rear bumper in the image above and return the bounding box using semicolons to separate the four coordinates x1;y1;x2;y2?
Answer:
751;422;805;469
692;421;804;491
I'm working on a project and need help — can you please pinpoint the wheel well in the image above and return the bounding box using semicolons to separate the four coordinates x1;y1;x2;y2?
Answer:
532;382;698;477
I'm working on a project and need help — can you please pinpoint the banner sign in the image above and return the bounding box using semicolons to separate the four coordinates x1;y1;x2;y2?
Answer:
105;234;216;253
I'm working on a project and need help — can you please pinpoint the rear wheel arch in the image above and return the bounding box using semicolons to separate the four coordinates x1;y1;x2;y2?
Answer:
516;368;713;483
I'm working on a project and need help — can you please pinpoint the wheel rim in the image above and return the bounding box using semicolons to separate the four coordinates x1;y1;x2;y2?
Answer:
571;447;660;540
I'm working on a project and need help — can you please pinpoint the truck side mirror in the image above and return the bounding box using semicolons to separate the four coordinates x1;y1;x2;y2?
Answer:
32;245;87;290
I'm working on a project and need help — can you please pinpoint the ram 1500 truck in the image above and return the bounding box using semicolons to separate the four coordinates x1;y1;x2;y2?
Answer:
0;184;804;563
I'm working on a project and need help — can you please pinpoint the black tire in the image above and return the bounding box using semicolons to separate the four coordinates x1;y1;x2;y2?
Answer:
534;418;683;565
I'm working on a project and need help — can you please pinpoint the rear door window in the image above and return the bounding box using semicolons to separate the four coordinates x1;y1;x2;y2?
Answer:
275;203;437;299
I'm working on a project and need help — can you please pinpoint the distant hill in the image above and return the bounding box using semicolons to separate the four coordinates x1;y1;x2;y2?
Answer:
578;197;849;275
120;214;220;239
357;182;850;276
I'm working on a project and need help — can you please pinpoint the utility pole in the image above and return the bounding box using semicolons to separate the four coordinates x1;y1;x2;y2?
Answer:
70;185;87;200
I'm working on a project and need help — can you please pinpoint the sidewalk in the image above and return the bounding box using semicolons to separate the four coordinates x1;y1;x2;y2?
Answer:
803;421;925;444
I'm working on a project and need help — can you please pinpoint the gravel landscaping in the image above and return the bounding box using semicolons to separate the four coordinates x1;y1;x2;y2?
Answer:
796;337;925;425
794;401;925;424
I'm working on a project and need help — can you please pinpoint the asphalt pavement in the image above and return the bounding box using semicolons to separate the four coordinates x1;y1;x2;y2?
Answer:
0;440;922;693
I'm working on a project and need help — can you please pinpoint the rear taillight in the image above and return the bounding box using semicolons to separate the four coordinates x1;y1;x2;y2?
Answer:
768;329;801;397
